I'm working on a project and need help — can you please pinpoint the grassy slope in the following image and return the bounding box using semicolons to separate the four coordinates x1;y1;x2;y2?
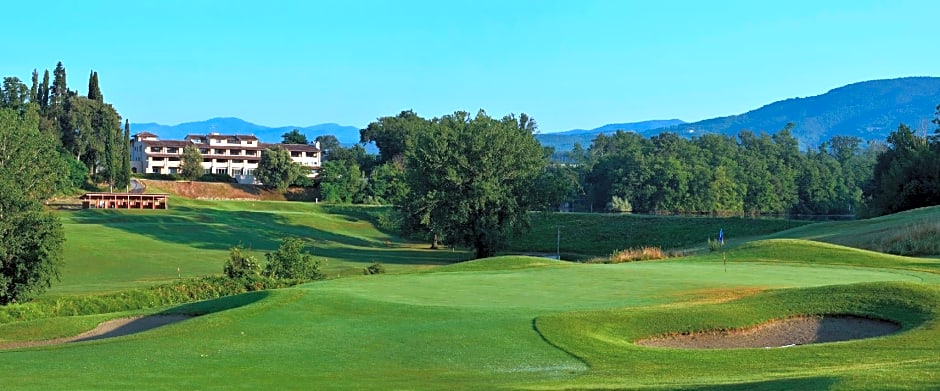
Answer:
3;252;940;389
53;198;465;295
768;205;940;254
509;212;807;259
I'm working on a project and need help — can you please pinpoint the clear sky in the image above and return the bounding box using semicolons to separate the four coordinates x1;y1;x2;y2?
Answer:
4;0;937;132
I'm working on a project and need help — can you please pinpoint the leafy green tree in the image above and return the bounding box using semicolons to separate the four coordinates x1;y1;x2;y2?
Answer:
180;143;204;181
1;77;29;114
314;134;340;157
365;160;408;205
224;245;261;279
867;123;939;215
405;110;546;258
319;160;365;203
360;110;430;163
0;106;66;304
256;146;303;190
264;237;322;280
281;128;308;144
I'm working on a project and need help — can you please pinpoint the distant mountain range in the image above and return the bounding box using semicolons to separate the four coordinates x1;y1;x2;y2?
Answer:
536;120;686;151
132;77;940;154
131;118;362;144
539;77;940;151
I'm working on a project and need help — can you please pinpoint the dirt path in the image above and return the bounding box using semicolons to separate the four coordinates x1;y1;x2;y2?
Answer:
636;315;901;349
0;315;192;350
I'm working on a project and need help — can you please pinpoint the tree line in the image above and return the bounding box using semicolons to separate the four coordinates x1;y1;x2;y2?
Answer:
1;62;130;191
567;126;878;216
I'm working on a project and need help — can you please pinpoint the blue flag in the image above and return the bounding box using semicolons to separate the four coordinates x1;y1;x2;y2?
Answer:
718;228;724;244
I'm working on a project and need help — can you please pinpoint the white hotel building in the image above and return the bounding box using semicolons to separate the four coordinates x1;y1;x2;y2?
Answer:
130;132;321;184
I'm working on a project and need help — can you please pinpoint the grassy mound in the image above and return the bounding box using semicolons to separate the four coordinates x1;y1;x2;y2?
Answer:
728;239;940;272
434;255;571;272
772;205;940;256
535;282;940;388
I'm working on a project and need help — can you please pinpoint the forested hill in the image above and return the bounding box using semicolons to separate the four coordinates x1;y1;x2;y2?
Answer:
536;119;685;151
655;77;940;147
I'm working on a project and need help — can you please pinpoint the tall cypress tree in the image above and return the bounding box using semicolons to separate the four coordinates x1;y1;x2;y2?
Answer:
87;71;102;102
29;69;39;104
119;119;131;188
39;70;50;111
50;62;67;109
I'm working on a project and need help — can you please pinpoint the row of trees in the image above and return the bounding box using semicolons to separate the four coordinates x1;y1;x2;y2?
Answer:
569;127;878;216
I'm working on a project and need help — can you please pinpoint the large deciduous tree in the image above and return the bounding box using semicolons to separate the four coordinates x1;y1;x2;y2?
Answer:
0;106;66;304
256;146;303;190
404;110;546;258
360;110;429;163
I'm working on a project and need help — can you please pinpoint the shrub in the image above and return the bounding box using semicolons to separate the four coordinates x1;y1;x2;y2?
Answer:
264;237;324;280
589;247;666;264
363;262;386;275
224;245;262;279
707;238;725;252
607;195;632;213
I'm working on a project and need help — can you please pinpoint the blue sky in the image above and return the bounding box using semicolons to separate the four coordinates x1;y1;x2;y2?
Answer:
4;0;937;132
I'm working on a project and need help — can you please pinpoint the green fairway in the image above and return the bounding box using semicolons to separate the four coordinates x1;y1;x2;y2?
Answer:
52;199;466;295
3;202;940;389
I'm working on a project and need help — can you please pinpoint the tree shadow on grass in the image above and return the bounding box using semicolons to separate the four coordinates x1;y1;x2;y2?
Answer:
66;206;466;266
70;291;271;343
678;376;839;390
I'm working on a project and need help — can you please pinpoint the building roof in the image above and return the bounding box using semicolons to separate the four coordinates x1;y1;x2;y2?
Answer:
143;140;192;148
206;134;259;141
135;132;158;138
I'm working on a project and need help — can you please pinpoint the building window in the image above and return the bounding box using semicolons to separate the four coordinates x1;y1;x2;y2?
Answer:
245;169;253;175
216;168;227;175
230;149;241;155
150;147;162;152
200;149;209;154
169;167;178;174
203;158;211;162
216;159;228;163
215;149;226;155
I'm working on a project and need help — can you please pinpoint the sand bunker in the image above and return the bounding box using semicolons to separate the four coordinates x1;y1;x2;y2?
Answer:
0;315;191;350
635;315;901;349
